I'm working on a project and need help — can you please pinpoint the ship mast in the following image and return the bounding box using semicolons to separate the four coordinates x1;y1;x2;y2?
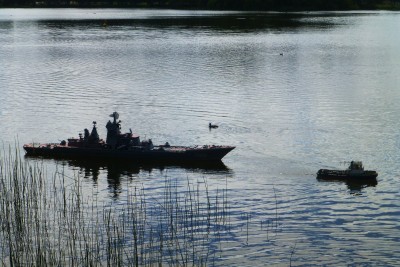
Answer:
106;112;121;148
111;111;119;123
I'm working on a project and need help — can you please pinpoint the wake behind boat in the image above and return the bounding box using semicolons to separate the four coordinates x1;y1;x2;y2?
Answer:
23;112;235;163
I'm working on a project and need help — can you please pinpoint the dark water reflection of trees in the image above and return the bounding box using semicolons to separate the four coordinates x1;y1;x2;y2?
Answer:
1;0;396;11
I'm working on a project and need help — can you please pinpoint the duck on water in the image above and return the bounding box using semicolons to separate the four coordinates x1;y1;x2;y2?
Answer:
317;161;378;181
23;112;235;163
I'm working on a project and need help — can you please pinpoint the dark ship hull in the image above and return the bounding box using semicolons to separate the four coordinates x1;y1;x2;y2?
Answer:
23;144;235;163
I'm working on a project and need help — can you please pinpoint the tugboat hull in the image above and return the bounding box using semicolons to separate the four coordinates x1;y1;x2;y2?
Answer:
316;169;378;180
317;161;378;182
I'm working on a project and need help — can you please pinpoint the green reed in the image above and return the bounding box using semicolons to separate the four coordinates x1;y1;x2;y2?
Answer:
0;150;279;266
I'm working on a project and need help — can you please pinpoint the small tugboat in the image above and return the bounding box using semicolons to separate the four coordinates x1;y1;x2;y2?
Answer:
317;161;378;180
23;112;235;163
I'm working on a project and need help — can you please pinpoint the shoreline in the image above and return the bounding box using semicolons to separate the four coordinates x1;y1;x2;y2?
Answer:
1;2;400;11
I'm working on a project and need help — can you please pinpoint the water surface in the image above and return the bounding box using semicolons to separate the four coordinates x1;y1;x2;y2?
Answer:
1;8;400;266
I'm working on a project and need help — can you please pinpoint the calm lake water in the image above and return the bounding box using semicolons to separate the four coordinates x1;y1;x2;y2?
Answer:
1;8;400;266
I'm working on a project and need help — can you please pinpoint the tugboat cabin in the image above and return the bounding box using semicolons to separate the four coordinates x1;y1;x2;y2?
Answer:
348;161;364;172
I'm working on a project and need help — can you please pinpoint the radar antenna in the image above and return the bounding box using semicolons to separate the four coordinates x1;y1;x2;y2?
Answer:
110;112;119;123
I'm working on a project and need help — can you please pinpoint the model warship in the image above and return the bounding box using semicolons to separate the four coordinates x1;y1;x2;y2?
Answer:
317;161;378;180
23;112;235;163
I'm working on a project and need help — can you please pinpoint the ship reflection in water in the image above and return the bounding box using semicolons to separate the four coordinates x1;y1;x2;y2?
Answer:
317;177;378;193
25;156;232;198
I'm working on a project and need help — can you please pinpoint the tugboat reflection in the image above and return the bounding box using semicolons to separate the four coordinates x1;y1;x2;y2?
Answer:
25;156;232;198
317;177;378;192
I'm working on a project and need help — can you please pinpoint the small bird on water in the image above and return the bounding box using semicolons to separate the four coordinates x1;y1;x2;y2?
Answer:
209;123;218;129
